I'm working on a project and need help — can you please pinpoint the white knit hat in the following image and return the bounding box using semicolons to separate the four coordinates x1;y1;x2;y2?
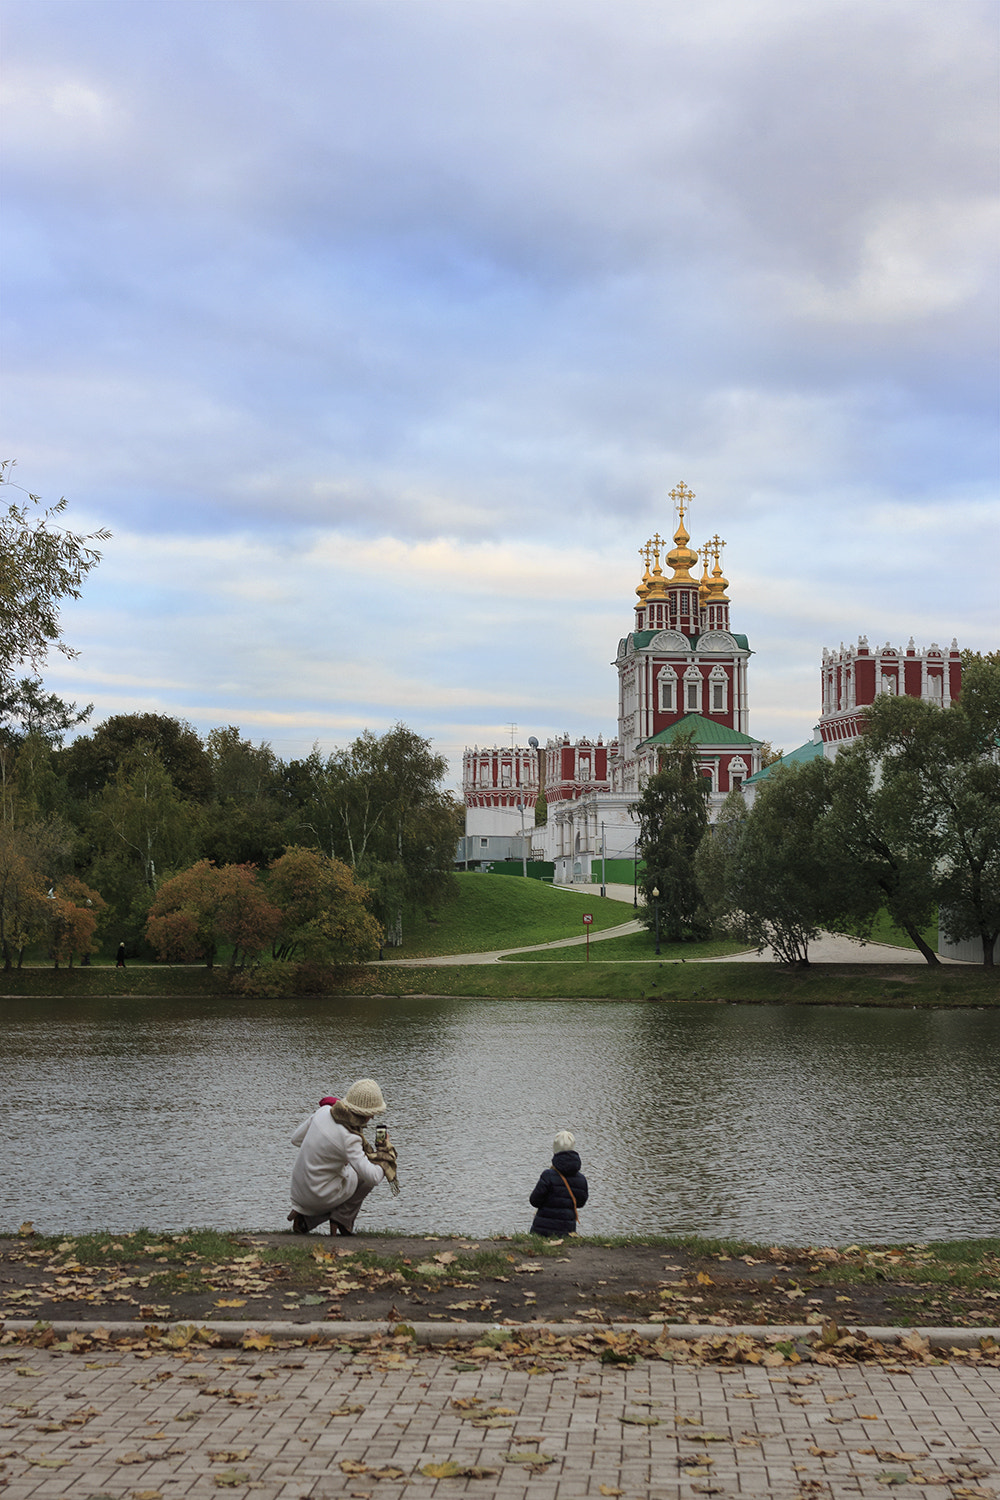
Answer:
343;1079;387;1117
553;1130;575;1151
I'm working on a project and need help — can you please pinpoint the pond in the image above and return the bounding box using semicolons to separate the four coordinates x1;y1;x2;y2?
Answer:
1;995;997;1243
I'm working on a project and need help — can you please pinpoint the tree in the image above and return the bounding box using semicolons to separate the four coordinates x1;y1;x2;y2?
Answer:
46;875;106;967
289;725;462;946
862;654;1000;967
201;726;288;865
267;846;383;966
699;757;850;965
146;860;282;969
61;713;213;802
0;460;109;701
631;739;710;943
0;817;75;969
822;741;940;963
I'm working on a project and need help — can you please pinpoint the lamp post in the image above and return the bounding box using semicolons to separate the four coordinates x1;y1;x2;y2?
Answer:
652;885;661;955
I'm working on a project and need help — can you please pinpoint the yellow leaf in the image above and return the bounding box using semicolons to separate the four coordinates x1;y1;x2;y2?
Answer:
213;1471;251;1488
696;1271;715;1286
209;1450;251;1463
132;1491;164;1500
600;1488;624;1497
434;1251;458;1264
340;1459;369;1474
505;1450;555;1465
330;1404;365;1416
18;1221;35;1237
241;1331;272;1350
214;1299;247;1308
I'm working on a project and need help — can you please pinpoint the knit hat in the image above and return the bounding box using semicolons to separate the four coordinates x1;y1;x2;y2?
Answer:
553;1130;575;1152
343;1079;387;1118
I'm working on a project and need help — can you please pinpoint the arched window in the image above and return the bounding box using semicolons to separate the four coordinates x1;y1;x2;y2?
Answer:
684;666;702;714
658;667;677;712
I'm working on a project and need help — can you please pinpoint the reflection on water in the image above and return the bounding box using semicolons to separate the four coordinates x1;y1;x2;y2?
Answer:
1;995;997;1241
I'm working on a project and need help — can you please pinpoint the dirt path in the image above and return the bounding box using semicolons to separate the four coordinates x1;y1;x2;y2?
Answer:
3;1233;997;1332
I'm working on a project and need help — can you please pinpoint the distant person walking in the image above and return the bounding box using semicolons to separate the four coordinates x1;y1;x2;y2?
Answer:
529;1130;588;1237
116;943;126;968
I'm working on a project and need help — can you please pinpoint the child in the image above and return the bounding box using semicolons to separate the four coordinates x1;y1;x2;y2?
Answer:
529;1130;588;1236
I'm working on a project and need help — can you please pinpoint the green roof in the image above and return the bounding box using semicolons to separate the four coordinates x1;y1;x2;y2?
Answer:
637;714;762;749
629;630;751;652
744;736;825;784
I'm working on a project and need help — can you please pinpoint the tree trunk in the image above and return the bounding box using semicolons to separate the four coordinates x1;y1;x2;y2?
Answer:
901;920;940;965
983;934;996;967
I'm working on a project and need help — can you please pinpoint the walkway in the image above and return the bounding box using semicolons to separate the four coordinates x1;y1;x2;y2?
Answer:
1;1336;996;1499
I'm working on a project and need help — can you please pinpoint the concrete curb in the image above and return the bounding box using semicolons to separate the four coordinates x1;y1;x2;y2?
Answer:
2;1318;997;1349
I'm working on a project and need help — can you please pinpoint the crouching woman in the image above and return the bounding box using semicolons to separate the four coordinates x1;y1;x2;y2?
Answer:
288;1078;398;1236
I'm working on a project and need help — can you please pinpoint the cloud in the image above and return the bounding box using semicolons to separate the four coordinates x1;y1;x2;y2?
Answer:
3;0;996;780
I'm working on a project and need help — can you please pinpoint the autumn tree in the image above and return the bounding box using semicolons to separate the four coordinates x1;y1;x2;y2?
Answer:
46;875;106;967
146;860;282;969
631;739;710;943
267;846;383;966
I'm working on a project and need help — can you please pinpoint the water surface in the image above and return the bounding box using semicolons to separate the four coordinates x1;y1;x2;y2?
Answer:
1;995;997;1242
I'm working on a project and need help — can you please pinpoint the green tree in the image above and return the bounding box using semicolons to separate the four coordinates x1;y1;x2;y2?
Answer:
862;653;1000;967
202;725;287;865
822;741;940;963
702;758;847;965
61;713;213;802
0;817;75;969
0;460;109;707
631;739;710;943
290;725;461;946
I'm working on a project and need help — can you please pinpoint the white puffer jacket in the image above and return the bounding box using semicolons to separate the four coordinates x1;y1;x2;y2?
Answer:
290;1106;385;1214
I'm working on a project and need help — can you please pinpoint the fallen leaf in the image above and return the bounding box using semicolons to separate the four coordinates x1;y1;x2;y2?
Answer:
330;1404;366;1416
599;1489;624;1497
28;1456;69;1468
420;1460;499;1479
209;1449;251;1463
505;1450;555;1465
132;1491;164;1500
241;1331;272;1350
18;1221;34;1237
808;1447;837;1458
621;1414;661;1426
340;1459;370;1474
213;1471;251;1488
370;1467;406;1479
876;1475;910;1487
213;1299;246;1308
434;1251;458;1265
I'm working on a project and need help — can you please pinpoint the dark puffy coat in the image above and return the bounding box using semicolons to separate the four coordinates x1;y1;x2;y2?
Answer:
529;1149;588;1236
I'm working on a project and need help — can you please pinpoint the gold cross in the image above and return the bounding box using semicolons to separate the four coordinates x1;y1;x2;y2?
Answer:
710;532;726;565
639;539;656;568
669;481;695;525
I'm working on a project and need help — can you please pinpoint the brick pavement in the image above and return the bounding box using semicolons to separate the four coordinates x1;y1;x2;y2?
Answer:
1;1340;997;1500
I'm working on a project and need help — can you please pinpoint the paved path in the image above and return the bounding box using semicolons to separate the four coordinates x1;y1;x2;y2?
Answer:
1;1339;996;1499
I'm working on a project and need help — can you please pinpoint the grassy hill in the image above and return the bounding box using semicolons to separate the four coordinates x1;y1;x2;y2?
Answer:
392;873;635;956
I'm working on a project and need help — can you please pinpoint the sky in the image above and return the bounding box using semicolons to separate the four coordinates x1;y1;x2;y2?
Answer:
2;0;997;791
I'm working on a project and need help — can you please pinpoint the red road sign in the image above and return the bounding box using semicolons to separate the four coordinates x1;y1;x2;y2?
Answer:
582;913;593;924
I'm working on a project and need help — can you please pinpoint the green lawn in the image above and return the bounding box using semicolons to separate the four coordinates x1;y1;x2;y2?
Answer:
501;930;749;962
391;873;636;957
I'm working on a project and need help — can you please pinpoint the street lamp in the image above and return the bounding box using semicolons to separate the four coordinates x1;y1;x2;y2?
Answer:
651;885;661;955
